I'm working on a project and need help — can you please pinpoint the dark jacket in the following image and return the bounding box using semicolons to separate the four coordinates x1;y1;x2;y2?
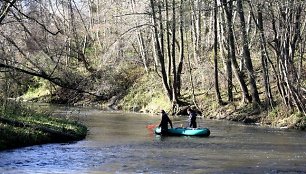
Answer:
189;110;197;128
159;112;173;133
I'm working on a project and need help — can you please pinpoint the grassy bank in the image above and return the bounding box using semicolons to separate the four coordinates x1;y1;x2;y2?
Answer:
118;73;171;113
0;102;87;151
117;71;305;130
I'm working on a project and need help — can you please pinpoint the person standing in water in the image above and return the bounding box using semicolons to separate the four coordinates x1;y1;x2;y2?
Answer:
158;110;173;134
187;108;197;128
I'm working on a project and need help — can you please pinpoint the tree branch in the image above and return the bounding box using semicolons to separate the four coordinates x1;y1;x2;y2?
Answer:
11;4;61;35
0;63;102;98
0;0;16;24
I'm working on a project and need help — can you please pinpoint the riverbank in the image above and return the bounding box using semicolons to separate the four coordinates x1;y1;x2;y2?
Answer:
114;73;306;131
0;103;87;151
18;72;305;131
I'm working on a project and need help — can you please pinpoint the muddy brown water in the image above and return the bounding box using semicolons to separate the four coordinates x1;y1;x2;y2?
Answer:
1;106;305;173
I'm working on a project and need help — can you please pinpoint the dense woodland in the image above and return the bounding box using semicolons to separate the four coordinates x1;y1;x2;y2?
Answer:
0;0;305;124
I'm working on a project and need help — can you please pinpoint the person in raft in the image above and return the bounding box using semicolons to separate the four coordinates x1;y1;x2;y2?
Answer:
187;108;197;128
158;110;173;134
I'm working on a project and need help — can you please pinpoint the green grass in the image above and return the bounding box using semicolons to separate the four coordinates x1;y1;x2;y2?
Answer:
0;101;87;150
0;123;50;150
118;72;171;113
21;78;51;101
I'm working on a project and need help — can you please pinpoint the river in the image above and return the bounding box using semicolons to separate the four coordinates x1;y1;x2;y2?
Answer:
1;106;306;173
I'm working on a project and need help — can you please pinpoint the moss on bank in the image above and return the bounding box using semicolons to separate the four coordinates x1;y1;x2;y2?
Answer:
0;102;87;151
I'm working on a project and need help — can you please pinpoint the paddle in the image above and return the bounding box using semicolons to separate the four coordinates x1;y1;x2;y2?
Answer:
146;123;158;129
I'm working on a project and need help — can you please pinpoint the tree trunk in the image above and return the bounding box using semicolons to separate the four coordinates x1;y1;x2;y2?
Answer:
190;0;201;66
222;0;251;103
172;0;178;103
220;1;233;102
255;3;274;108
150;0;172;101
186;33;197;107
268;1;305;113
165;0;172;87
237;0;260;106
176;0;184;97
213;0;222;104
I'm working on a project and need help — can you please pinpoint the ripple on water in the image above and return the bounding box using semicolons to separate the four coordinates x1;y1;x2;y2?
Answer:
1;110;306;173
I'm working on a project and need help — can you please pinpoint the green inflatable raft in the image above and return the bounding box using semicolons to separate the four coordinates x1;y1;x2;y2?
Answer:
155;127;210;137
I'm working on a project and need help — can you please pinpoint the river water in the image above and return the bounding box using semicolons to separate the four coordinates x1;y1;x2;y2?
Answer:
1;106;306;173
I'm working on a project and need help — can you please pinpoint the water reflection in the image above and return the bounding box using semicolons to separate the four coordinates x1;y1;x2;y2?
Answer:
1;107;306;173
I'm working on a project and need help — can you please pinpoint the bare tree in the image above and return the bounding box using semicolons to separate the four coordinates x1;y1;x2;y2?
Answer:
222;0;251;103
213;0;222;104
249;2;274;108
150;0;172;100
237;0;260;106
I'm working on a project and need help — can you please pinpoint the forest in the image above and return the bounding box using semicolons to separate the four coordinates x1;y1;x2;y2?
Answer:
0;0;305;129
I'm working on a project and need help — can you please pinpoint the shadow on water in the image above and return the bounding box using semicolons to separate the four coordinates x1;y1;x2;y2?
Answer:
1;105;306;173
